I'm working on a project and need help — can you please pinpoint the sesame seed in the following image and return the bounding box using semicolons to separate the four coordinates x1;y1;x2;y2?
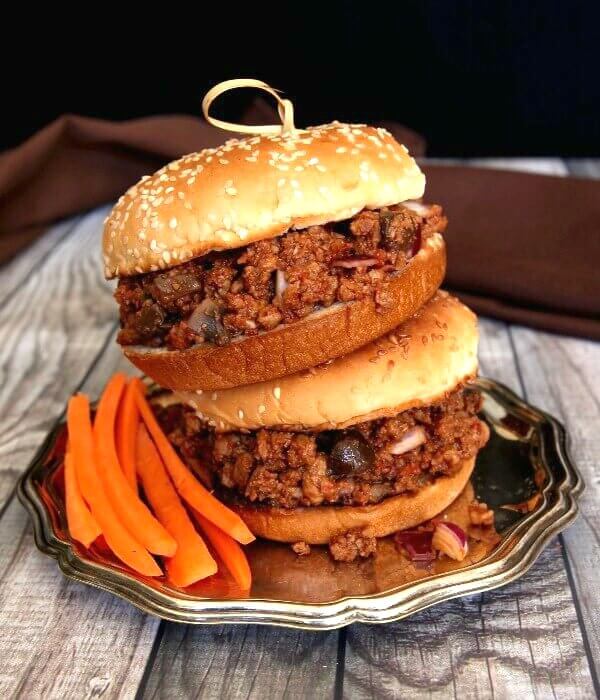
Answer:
273;386;281;400
211;392;218;400
258;404;266;414
336;147;347;153
238;409;244;419
162;251;171;263
225;186;237;196
219;158;229;165
169;217;178;229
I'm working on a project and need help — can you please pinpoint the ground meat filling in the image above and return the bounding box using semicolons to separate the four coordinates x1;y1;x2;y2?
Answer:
116;203;446;350
155;388;487;509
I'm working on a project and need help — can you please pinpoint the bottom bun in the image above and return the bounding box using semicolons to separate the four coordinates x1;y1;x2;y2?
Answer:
233;454;477;544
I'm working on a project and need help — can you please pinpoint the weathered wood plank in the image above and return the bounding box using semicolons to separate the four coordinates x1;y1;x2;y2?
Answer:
343;543;593;700
0;334;159;699
510;326;600;685
465;158;568;176
0;207;115;510
0;215;83;303
0;212;159;699
565;159;600;179
141;624;339;699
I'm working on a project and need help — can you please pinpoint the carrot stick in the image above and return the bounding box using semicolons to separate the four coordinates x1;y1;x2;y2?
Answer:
132;382;255;545
66;394;161;576
136;424;217;587
93;374;177;557
64;448;101;548
116;379;141;492
193;510;252;590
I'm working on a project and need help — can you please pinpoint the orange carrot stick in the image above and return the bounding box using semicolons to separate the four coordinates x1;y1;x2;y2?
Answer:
132;382;255;545
93;374;177;557
116;379;141;492
66;394;161;576
136;424;217;587
64;448;101;548
193;510;252;590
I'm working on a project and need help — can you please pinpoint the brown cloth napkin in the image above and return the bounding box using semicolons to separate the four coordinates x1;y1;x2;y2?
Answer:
1;108;598;339
423;165;600;339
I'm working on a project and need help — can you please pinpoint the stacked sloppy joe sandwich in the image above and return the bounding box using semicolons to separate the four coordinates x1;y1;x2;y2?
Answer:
104;81;490;562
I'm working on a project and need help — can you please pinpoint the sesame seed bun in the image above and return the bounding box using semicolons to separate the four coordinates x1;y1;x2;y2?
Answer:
170;291;478;431
233;453;479;544
102;122;425;278
123;232;445;391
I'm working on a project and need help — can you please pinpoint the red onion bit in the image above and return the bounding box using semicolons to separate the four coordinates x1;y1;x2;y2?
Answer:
388;426;426;455
432;522;468;561
395;530;435;562
332;257;379;269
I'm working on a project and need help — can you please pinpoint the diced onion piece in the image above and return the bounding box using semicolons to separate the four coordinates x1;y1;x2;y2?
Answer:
275;269;288;298
402;200;430;216
395;530;435;562
332;257;378;269
388;427;426;455
432;522;468;561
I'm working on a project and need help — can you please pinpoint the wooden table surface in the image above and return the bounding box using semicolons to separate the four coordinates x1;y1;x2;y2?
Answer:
0;158;598;699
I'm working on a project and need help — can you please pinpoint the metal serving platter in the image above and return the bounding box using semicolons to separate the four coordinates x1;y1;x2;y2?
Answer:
17;378;583;630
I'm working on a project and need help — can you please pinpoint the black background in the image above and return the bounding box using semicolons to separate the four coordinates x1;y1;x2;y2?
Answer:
4;1;599;156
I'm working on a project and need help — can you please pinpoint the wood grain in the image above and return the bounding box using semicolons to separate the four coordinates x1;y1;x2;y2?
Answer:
0;212;159;699
344;544;593;700
511;327;600;683
0;207;115;510
0;335;159;699
0;215;82;303
141;624;339;699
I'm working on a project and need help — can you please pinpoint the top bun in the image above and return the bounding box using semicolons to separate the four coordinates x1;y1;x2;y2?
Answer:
102;122;425;278
169;291;479;432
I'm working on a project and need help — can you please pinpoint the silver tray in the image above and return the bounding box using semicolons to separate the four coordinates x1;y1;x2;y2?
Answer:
17;378;583;630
